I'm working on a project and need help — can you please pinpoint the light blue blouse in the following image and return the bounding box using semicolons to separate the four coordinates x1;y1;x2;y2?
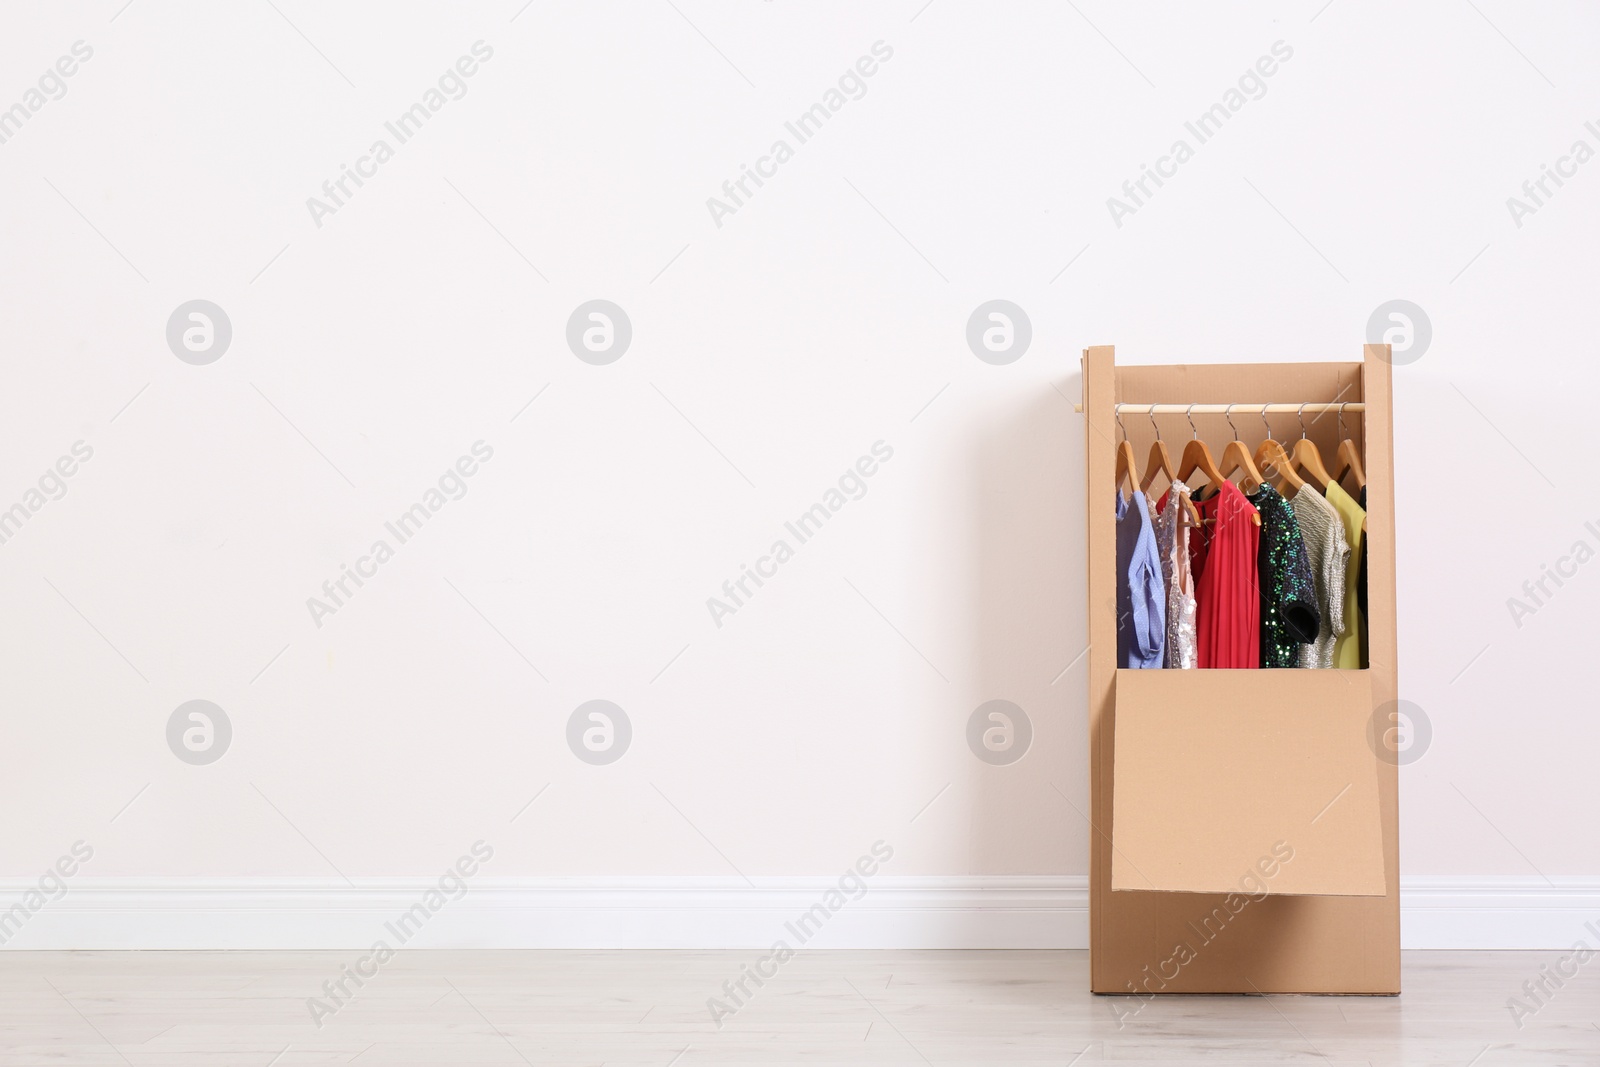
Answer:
1116;489;1166;669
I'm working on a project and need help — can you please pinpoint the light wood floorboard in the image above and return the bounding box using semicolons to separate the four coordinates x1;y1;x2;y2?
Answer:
0;950;1594;1065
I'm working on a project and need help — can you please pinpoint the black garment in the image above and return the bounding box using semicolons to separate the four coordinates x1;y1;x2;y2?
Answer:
1248;483;1320;668
1358;484;1368;668
1357;485;1368;619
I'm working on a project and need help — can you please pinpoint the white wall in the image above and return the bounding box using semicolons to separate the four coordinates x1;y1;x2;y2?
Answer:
1;0;1596;947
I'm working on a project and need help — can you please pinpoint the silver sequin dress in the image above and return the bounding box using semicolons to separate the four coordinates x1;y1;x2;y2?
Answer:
1149;481;1197;669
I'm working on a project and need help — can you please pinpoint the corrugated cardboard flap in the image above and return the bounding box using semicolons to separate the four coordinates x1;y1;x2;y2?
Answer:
1111;669;1385;897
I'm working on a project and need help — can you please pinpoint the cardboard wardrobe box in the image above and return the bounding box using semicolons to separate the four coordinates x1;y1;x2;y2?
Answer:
1081;345;1399;995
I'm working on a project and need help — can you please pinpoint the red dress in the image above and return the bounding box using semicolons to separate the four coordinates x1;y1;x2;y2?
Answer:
1191;481;1260;668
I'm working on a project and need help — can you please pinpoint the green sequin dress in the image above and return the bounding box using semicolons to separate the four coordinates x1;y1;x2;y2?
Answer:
1248;483;1320;669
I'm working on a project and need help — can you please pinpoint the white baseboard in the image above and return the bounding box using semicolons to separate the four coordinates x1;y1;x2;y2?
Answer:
1;876;1595;950
1399;877;1600;950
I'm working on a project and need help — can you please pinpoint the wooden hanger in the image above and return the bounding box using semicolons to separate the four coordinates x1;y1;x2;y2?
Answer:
1252;406;1304;494
1291;402;1332;491
1218;404;1265;494
1113;405;1139;501
1140;408;1175;495
1115;439;1139;500
1176;403;1224;494
1139;409;1202;526
1333;402;1366;491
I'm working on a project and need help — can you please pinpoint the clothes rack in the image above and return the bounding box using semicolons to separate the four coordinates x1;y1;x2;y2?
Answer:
1080;344;1399;996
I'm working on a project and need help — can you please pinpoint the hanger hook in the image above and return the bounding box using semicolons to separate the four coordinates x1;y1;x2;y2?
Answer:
1185;403;1198;439
1261;403;1274;441
1114;403;1126;442
1297;402;1309;439
1148;406;1161;441
1337;402;1348;440
1224;403;1240;441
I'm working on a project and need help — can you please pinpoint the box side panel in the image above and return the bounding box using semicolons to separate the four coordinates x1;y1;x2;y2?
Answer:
1083;346;1118;992
1362;345;1402;989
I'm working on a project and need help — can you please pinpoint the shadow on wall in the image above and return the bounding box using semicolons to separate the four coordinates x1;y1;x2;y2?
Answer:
963;376;1087;879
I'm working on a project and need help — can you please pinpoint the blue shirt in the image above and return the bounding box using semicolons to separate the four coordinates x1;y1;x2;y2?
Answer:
1116;489;1166;669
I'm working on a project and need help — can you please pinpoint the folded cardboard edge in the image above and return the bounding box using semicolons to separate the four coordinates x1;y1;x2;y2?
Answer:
1108;885;1387;898
1092;986;1401;996
1109;668;1385;897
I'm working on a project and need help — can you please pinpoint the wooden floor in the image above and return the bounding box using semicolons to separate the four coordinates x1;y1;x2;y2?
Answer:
0;950;1593;1065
